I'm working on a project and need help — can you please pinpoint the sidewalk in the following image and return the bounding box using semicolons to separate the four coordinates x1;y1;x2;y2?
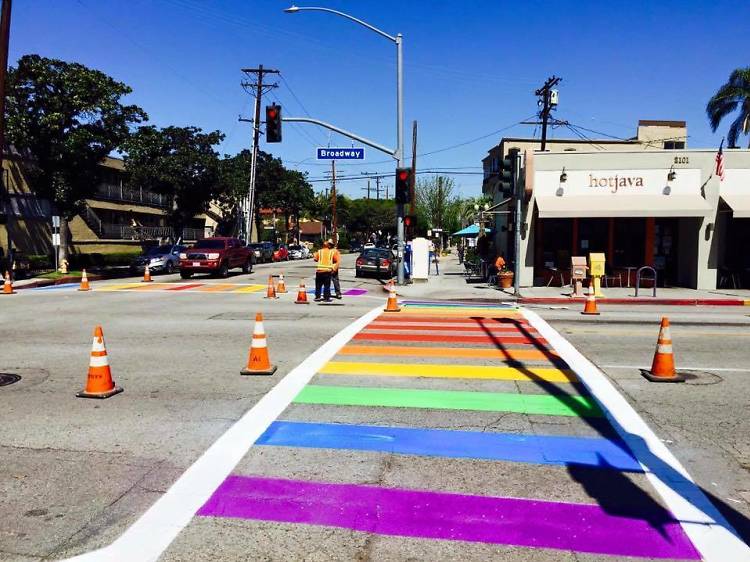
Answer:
395;254;750;306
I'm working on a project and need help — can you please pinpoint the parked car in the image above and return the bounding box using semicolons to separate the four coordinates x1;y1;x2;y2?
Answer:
349;241;363;253
179;237;253;278
272;244;289;262
130;244;186;275
355;248;396;278
363;242;376;249
288;244;311;260
247;241;274;263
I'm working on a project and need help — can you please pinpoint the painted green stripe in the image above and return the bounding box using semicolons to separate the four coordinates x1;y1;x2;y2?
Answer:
294;385;603;418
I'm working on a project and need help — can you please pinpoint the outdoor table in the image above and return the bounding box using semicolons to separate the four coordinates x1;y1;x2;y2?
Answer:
624;266;638;288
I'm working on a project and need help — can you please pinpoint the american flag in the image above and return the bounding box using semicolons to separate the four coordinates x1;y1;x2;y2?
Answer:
715;139;725;181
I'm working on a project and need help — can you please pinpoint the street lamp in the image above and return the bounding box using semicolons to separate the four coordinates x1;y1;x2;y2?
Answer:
284;4;406;283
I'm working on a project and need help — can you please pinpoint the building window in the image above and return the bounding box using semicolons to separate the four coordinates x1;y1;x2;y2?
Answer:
663;141;685;150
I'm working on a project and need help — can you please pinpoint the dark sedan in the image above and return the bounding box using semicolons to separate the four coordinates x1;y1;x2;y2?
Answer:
355;248;396;278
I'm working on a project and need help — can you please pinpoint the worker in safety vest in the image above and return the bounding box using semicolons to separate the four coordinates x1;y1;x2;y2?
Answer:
313;239;339;302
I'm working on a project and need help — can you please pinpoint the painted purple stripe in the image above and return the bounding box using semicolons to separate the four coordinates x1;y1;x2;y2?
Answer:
198;476;699;560
343;288;368;296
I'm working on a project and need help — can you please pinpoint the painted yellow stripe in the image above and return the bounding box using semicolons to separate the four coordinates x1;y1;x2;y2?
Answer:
745;300;750;306
128;283;174;290
95;283;143;291
232;284;267;293
196;284;237;292
338;345;561;361
319;361;577;383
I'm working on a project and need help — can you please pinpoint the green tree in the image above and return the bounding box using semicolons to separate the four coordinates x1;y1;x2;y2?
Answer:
347;198;396;239
123;126;224;240
5;54;147;259
706;67;750;148
416;175;459;233
267;169;314;243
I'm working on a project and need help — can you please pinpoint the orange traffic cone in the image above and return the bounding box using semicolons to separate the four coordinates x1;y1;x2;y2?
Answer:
383;278;395;293
581;283;599;315
241;312;278;376
295;280;309;304
384;284;401;313
265;275;278;299
77;326;123;399
3;271;14;295
642;317;685;382
142;264;153;282
276;273;288;293
78;269;91;292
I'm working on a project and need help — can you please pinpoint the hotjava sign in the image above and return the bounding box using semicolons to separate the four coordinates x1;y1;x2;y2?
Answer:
588;174;644;193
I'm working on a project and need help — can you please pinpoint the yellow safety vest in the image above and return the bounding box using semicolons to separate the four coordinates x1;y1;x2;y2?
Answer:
315;248;335;272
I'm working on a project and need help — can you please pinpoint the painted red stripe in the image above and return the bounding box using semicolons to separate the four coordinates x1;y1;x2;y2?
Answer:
353;332;548;345
366;323;540;334
165;283;204;291
376;315;533;326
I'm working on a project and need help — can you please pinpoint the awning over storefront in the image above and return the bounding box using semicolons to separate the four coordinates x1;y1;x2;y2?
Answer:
452;224;492;237
533;168;711;218
536;194;712;218
721;169;750;218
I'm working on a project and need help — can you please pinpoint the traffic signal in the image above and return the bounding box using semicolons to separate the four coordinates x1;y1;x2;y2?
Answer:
266;104;282;143
395;168;411;204
404;214;417;228
499;155;513;196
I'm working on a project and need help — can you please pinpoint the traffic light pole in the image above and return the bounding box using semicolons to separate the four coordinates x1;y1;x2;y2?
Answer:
510;148;522;297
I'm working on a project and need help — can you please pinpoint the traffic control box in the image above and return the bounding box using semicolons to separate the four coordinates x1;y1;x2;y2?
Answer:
570;256;588;296
588;253;606;297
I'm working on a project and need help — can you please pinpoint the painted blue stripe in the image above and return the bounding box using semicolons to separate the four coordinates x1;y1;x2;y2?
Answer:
257;421;642;472
32;283;79;291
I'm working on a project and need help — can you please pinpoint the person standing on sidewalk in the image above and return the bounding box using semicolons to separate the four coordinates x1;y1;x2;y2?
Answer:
313;240;336;302
330;240;343;299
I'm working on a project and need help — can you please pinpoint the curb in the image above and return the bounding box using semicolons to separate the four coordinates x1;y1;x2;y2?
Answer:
13;274;104;291
518;297;750;307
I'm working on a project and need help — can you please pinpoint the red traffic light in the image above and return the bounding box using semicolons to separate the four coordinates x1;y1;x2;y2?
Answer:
267;108;277;119
398;170;409;181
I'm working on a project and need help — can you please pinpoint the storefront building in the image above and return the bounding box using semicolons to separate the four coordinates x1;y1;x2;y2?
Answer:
483;134;750;289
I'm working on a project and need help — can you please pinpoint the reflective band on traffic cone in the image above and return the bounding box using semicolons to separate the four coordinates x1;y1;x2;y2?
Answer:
642;317;685;382
265;275;277;299
383;278;395;293
384;285;401;313
143;264;152;282
276;273;287;294
295;280;309;304
77;325;123;399
78;269;91;292
2;271;14;295
581;283;599;315
241;312;278;376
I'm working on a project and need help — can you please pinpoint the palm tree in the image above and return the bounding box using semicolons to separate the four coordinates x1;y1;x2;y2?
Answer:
706;67;750;148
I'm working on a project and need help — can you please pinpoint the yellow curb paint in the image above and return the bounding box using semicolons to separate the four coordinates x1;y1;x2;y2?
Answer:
232;284;267;293
319;361;577;383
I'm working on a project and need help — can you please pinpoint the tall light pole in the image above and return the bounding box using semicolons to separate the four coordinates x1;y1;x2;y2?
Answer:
284;5;406;284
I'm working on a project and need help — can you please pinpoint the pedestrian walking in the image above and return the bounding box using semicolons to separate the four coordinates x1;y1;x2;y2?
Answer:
428;240;440;275
313;240;337;302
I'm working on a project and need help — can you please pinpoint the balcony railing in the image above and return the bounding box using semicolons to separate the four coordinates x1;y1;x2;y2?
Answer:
99;224;204;241
94;183;169;208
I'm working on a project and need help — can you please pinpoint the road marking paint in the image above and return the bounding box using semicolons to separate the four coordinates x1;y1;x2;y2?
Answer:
319;361;576;383
231;284;266;293
399;308;522;317
63;305;385;562
599;364;750;373
374;315;532;324
402;302;517;309
338;344;561;361
31;282;80;291
362;327;539;336
95;283;142;291
195;283;237;292
294;385;601;417
164;283;205;291
366;321;538;332
353;332;548;345
258;420;638;469
523;309;750;561
196;475;698;559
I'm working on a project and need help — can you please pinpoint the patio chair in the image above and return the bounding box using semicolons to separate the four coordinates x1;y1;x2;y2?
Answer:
603;265;622;288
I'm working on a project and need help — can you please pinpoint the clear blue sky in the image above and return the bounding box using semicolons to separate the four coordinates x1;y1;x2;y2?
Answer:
11;0;750;197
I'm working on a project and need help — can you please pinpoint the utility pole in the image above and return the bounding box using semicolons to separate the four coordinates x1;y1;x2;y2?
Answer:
0;0;12;264
330;160;337;245
535;75;561;152
240;65;278;243
410;120;417;216
361;172;382;199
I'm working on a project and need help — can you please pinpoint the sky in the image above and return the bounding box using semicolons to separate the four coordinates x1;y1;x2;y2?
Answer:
10;0;750;198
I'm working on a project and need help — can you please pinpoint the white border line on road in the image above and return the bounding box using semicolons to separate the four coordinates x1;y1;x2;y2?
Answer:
599;364;750;373
523;309;750;562
64;304;384;562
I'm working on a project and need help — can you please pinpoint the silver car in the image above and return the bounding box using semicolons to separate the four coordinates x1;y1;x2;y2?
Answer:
130;244;186;275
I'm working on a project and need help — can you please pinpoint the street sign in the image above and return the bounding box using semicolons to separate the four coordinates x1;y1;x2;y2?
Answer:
52;215;60;228
52;233;60;246
316;147;365;160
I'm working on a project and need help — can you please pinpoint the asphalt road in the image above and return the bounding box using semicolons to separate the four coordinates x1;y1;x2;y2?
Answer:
2;258;750;561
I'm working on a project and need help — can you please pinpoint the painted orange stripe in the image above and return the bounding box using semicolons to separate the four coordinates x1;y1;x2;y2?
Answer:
364;324;540;335
196;284;237;292
375;314;528;324
339;345;561;362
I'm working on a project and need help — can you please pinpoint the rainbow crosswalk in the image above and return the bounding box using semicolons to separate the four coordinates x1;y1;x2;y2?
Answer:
80;282;369;296
195;301;700;560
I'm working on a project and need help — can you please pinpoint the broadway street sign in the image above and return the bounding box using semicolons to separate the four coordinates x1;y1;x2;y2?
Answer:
316;147;365;160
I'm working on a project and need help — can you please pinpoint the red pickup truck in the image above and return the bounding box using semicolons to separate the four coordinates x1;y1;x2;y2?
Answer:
179;237;254;278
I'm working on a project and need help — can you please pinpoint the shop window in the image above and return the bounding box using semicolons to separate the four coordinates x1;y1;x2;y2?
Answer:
663;141;685;150
613;218;646;267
